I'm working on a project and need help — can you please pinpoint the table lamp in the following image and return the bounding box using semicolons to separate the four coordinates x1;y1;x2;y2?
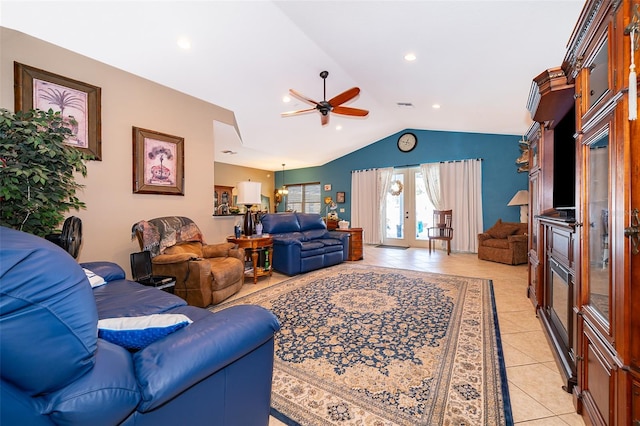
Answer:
508;190;529;223
236;181;262;236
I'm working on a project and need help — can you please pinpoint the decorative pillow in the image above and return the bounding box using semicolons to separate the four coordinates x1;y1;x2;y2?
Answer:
83;268;107;288
486;219;520;239
98;314;192;350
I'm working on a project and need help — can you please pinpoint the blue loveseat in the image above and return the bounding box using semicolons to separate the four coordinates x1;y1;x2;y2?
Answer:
0;226;280;426
260;212;349;275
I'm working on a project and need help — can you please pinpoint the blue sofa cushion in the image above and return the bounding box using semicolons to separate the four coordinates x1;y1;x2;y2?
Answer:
92;279;187;319
98;314;193;350
45;339;140;425
261;212;300;234
271;232;306;244
0;227;98;395
316;238;342;247
296;213;327;230
299;241;325;251
302;229;330;240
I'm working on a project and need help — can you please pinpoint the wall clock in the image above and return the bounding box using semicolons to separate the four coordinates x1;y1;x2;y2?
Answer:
397;132;417;153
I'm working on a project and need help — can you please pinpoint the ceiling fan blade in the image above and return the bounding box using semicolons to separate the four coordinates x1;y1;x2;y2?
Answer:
328;87;360;107
321;113;329;126
332;106;369;117
281;107;317;117
289;89;320;106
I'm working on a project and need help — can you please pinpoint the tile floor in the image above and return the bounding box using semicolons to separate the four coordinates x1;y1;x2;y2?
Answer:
232;245;585;425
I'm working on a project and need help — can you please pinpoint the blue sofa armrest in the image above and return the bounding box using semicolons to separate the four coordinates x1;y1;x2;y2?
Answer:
80;261;126;282
328;231;350;244
328;231;350;261
133;305;280;412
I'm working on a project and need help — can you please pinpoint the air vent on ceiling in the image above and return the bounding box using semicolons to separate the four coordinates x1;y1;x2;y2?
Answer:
221;150;237;155
396;102;414;108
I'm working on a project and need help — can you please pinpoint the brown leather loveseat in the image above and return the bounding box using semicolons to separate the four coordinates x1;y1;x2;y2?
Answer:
477;219;528;265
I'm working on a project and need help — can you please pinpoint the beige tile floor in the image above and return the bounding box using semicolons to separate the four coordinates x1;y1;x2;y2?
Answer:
232;245;586;425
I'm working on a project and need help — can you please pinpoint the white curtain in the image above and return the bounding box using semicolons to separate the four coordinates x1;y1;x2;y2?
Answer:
440;159;483;253
377;168;393;244
420;163;443;210
351;167;393;244
351;169;378;244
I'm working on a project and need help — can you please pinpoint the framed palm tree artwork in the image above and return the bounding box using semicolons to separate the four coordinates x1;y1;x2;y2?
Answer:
14;62;102;160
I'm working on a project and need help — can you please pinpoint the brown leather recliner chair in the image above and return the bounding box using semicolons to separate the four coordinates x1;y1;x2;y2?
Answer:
132;216;245;307
477;219;528;265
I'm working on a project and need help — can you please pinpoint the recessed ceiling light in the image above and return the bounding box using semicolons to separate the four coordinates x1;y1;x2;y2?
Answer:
432;104;441;109
336;125;342;131
177;37;191;49
282;95;291;103
404;53;416;62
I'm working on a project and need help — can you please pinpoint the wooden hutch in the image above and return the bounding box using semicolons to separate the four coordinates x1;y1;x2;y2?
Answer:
526;0;639;424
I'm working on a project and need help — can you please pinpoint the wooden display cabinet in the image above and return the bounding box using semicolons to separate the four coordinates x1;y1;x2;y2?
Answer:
214;185;234;211
527;0;640;423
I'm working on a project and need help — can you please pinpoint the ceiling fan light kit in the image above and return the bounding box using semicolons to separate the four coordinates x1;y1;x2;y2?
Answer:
281;71;369;126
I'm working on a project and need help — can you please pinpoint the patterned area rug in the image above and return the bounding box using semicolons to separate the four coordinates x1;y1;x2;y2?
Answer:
213;264;512;425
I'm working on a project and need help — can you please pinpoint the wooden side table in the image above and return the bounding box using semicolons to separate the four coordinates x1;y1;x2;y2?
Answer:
226;235;273;284
335;228;363;261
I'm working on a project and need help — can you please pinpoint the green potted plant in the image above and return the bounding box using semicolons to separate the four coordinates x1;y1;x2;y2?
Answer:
0;108;92;237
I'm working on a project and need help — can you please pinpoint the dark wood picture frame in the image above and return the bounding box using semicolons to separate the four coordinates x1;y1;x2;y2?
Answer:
336;191;346;203
14;62;102;160
132;127;184;195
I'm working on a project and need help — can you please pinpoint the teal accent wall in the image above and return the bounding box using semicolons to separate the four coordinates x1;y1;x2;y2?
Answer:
276;129;528;230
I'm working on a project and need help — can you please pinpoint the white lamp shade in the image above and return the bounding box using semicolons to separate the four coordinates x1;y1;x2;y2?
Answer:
508;190;529;206
236;181;262;205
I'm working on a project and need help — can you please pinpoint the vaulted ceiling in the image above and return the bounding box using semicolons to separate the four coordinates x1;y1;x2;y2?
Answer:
1;1;585;170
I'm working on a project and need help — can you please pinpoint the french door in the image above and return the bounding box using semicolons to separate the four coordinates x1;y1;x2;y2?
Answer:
382;168;434;248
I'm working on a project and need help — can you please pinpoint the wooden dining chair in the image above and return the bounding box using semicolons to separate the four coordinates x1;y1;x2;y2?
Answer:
427;210;453;255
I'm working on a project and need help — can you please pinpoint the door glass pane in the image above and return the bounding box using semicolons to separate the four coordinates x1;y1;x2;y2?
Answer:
385;174;404;239
415;172;434;241
587;132;609;322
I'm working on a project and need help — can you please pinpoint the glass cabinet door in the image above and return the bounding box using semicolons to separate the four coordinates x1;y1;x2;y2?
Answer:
585;129;610;324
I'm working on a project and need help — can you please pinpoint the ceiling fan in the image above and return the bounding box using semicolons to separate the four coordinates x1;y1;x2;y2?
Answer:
281;71;369;126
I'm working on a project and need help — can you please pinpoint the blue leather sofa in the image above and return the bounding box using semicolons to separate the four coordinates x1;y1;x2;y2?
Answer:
260;212;349;275
0;226;280;425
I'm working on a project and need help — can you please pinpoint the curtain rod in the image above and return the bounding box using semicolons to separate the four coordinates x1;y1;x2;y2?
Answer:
351;158;483;173
439;158;483;163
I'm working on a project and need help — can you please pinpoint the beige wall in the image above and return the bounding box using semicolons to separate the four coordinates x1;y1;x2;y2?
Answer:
0;28;253;276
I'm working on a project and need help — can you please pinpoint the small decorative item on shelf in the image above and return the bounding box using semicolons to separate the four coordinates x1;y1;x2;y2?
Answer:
264;248;270;271
234;225;241;239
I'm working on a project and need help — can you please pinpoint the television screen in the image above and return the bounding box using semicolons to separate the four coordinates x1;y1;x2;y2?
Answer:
552;107;576;210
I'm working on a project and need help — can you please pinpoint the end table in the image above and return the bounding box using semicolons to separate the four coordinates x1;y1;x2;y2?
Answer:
334;228;364;261
227;235;273;284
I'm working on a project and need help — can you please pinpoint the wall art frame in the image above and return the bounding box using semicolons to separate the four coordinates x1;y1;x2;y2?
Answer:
336;191;346;203
132;126;184;195
14;62;102;160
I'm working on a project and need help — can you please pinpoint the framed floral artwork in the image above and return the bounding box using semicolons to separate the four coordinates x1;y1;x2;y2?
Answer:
132;127;184;195
14;62;102;160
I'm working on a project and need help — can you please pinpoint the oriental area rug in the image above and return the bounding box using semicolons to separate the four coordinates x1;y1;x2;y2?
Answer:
213;264;512;425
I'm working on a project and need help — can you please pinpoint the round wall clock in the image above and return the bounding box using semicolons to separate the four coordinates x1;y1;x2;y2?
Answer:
397;132;417;152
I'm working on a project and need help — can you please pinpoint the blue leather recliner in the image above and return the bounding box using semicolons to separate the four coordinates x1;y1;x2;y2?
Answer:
0;226;280;425
260;212;349;276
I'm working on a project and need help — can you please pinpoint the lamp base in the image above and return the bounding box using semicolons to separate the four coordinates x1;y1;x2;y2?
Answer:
243;205;254;236
520;205;529;223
